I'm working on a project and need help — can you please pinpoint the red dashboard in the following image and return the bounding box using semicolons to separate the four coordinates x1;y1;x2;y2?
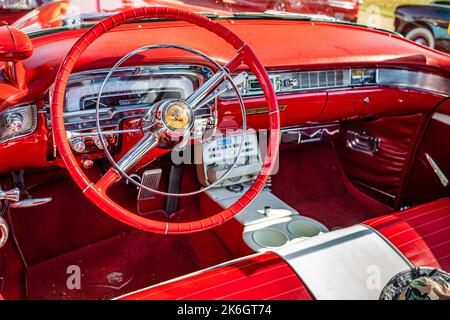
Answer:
0;18;449;173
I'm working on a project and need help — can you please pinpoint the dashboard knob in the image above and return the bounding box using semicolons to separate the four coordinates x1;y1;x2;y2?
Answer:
93;135;108;150
6;113;24;133
69;137;86;153
82;158;94;169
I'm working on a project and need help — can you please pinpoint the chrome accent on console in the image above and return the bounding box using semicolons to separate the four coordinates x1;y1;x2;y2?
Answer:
346;130;380;155
425;153;449;188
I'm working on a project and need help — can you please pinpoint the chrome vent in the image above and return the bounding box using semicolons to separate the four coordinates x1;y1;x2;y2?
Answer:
298;70;349;89
0;105;37;143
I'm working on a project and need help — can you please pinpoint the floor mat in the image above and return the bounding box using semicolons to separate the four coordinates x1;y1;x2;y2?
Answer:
272;143;393;229
26;231;200;300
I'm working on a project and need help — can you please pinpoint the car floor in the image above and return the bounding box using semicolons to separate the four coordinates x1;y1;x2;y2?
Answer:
9;142;393;299
9;173;233;300
271;142;394;229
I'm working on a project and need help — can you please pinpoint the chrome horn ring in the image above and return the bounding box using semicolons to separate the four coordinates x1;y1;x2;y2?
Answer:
95;44;248;197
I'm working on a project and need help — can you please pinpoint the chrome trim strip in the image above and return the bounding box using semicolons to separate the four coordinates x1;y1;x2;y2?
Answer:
432;113;450;126
377;68;450;96
425;153;449;188
222;67;450;99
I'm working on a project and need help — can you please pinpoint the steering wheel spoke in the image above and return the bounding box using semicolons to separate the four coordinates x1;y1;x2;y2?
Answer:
189;51;247;112
187;70;228;111
115;132;160;173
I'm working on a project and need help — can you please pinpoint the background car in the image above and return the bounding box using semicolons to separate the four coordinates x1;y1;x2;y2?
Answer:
394;0;450;52
0;0;50;25
224;1;361;22
12;0;361;33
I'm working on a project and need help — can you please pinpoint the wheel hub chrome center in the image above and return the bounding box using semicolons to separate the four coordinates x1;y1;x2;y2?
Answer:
142;99;194;135
163;101;192;131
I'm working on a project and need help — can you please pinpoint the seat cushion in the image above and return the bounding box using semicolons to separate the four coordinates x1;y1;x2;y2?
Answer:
119;252;312;300
365;197;450;272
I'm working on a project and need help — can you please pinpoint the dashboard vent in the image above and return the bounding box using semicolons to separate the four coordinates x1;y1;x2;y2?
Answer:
299;70;348;89
222;69;352;98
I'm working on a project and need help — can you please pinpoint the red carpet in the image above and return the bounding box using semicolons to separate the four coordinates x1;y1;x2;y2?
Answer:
10;172;233;300
26;230;201;300
272;143;393;229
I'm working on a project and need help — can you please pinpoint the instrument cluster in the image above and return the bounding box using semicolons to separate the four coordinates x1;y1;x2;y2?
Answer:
60;64;214;154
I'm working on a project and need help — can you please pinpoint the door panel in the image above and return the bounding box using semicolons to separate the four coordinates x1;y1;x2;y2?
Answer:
337;114;425;206
404;99;450;205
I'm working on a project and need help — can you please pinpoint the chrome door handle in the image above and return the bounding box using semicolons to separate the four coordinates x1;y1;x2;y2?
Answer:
346;131;380;156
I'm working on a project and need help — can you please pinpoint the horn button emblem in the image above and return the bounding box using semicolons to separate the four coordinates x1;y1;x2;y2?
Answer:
164;102;191;131
142;99;194;145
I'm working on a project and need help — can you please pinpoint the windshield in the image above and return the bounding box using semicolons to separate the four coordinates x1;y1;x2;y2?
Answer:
9;0;447;54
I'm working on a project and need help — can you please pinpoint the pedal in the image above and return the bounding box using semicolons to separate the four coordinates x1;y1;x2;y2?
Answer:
137;169;162;201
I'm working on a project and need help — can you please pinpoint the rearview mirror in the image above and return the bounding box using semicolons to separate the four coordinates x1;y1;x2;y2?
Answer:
0;26;33;61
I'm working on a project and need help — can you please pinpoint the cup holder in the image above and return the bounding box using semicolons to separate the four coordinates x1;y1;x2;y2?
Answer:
287;220;322;238
252;229;288;248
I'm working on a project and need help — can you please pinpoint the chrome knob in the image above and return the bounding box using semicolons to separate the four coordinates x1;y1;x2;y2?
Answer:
82;159;94;169
0;187;21;202
93;135;107;150
264;205;272;216
6;113;24;133
69;137;86;153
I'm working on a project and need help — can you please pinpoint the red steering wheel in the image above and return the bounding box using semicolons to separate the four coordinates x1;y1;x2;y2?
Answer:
51;7;280;234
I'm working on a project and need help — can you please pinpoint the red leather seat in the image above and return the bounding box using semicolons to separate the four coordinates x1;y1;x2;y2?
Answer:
120;198;450;300
365;197;450;272
119;252;312;300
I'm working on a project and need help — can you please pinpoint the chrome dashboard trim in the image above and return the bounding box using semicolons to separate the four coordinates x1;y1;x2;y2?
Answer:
221;67;450;99
377;68;450;96
0;104;38;143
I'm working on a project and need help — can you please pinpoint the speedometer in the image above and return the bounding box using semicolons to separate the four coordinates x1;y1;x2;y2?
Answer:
62;65;213;132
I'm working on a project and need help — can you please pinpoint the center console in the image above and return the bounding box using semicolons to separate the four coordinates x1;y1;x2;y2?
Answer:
206;187;328;252
196;131;262;187
199;131;329;253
